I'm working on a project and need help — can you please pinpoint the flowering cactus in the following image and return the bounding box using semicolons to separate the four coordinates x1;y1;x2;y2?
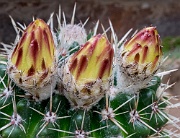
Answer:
8;19;57;101
0;5;179;138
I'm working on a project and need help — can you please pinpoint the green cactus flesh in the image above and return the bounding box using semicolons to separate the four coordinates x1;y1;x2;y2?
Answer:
0;61;174;138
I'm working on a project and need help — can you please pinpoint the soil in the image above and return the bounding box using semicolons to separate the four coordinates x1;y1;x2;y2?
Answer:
0;0;180;43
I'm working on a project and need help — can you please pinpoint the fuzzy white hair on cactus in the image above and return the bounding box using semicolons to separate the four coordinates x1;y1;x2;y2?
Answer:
56;3;88;58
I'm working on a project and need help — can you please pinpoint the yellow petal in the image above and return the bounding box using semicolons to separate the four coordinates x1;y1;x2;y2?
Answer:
68;34;114;85
11;19;55;77
121;27;162;74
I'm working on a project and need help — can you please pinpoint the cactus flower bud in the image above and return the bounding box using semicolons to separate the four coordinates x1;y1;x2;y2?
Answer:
118;27;162;93
62;34;114;108
8;19;57;101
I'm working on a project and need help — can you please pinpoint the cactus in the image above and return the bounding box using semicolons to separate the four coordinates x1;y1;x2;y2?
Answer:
0;4;179;138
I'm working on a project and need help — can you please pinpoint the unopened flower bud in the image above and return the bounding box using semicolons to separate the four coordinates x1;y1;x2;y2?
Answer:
8;19;57;101
62;34;114;108
118;27;162;93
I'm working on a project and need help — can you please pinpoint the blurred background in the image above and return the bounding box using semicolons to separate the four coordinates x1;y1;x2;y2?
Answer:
0;0;180;41
0;0;179;132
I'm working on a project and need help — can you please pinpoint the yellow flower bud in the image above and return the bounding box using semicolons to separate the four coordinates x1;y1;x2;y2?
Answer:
117;27;162;93
62;34;114;108
120;27;162;78
8;19;57;101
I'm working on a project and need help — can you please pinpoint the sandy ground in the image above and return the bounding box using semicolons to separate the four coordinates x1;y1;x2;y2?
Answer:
162;58;180;136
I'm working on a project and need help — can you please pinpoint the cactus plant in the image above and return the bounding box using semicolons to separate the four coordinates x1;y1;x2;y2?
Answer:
0;4;179;138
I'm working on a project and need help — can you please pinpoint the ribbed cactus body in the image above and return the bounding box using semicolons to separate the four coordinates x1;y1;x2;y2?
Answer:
0;64;170;137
